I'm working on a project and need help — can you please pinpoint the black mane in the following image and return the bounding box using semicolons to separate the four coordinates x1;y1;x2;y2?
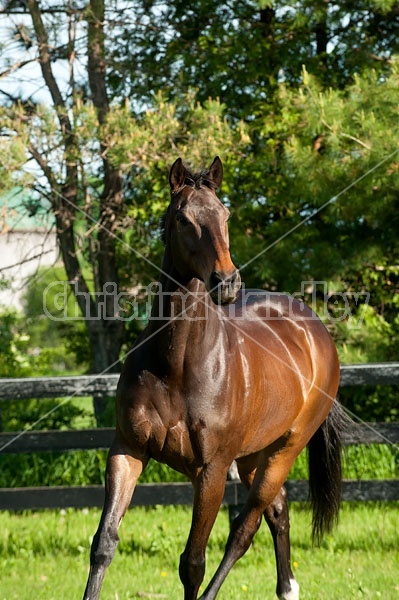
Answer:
159;212;167;245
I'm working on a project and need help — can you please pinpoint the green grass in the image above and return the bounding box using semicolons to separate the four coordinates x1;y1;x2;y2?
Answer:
0;502;398;599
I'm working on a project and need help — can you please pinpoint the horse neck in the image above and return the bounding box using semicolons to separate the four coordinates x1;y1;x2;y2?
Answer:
148;250;222;348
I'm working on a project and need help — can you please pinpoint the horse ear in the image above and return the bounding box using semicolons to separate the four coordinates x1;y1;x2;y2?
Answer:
169;157;186;193
208;156;223;189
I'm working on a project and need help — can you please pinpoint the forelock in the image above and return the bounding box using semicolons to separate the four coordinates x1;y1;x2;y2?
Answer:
171;165;218;196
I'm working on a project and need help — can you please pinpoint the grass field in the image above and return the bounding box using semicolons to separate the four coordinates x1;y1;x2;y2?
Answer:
0;502;397;599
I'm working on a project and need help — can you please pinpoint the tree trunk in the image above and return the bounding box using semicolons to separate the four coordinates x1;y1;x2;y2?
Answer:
28;0;126;425
314;0;329;81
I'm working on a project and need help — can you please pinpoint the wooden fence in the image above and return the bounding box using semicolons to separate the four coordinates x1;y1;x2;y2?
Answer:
0;363;398;511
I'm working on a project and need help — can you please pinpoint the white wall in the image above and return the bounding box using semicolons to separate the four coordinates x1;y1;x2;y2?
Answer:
0;229;59;311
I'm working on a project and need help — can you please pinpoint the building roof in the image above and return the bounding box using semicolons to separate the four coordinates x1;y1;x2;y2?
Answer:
0;187;55;233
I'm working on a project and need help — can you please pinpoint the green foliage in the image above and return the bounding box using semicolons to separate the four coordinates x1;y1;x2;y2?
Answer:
108;0;399;111
229;65;399;291
0;266;88;381
340;386;399;423
23;266;91;371
0;308;71;378
132;460;189;484
0;451;187;488
0;442;396;489
0;398;89;434
0;450;107;488
289;444;399;480
0;309;30;378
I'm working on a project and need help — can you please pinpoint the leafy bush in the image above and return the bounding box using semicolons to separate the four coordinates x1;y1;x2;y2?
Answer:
0;443;396;489
289;444;398;481
340;385;399;423
0;452;188;488
0;398;90;433
0;451;107;488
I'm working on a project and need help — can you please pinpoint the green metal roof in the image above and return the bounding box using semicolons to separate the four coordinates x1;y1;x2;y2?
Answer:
0;187;55;232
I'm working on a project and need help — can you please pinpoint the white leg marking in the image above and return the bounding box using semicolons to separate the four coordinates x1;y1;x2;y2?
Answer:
279;578;300;600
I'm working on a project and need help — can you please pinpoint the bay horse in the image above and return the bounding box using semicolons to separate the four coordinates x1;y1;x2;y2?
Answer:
83;157;344;600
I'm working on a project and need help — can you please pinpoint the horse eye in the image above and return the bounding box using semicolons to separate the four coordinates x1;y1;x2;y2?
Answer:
176;212;190;227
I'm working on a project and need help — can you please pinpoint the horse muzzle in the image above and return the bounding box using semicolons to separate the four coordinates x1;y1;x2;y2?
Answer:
207;269;241;305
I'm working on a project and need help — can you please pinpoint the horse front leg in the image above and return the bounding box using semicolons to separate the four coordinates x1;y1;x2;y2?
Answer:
264;486;299;600
179;464;228;600
83;436;147;600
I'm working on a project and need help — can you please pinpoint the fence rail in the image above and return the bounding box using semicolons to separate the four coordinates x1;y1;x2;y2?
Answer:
1;422;398;454
0;363;398;510
0;480;397;512
1;362;399;402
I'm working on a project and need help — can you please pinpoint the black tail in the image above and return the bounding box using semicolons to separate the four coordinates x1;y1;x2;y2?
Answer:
307;399;349;544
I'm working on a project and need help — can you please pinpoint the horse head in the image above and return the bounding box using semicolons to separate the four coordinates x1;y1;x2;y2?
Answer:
164;156;241;304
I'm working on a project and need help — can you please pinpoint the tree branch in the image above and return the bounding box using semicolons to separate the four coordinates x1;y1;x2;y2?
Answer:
0;58;39;80
321;119;371;150
0;249;56;272
26;0;72;133
26;1;97;336
88;0;109;124
28;145;58;192
86;0;125;361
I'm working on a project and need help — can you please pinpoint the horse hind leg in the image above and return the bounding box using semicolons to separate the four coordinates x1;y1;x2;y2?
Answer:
199;475;264;600
83;437;147;600
238;463;299;600
200;442;301;600
264;487;299;600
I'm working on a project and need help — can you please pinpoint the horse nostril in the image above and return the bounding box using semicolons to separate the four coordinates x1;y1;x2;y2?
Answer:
208;268;241;304
209;269;240;290
229;269;240;286
209;271;224;289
